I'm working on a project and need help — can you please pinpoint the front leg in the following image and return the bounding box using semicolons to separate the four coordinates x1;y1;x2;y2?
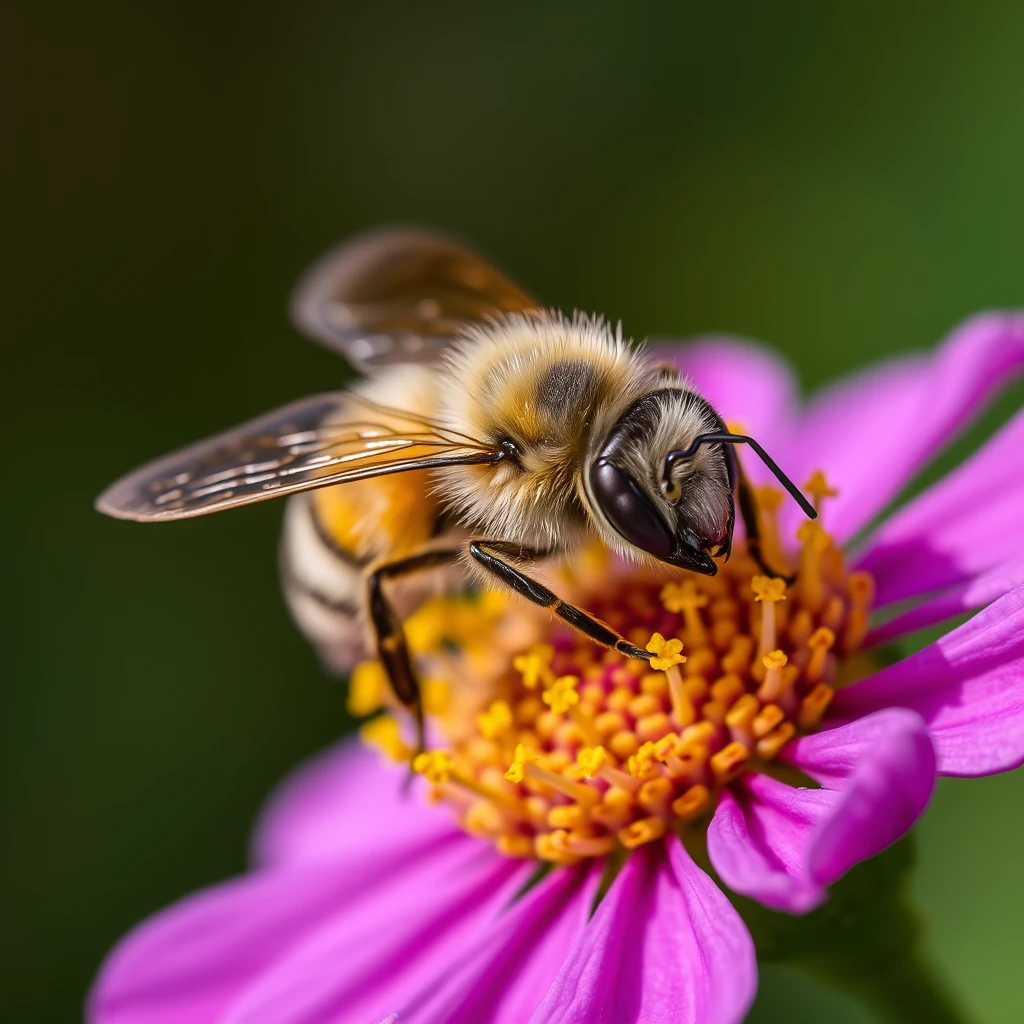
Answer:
468;540;652;661
735;461;795;584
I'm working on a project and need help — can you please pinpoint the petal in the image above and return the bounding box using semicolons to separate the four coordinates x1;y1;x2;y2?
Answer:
708;775;836;914
866;555;1024;647
251;740;457;867
89;831;470;1024
220;843;529;1024
832;585;1024;776
650;337;799;481
780;709;935;884
532;840;756;1024
858;408;1024;608
785;312;1024;542
400;863;600;1024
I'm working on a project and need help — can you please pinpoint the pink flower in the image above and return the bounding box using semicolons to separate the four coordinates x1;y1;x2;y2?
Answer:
90;313;1024;1024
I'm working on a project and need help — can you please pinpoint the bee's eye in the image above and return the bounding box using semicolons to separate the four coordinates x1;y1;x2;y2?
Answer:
588;459;674;557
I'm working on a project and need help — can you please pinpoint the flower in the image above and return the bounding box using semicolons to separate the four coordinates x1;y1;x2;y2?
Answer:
90;313;1024;1024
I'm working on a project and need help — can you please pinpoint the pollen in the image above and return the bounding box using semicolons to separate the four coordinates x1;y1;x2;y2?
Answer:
355;473;873;864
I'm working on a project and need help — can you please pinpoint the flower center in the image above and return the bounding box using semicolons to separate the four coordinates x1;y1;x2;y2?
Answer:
357;473;874;865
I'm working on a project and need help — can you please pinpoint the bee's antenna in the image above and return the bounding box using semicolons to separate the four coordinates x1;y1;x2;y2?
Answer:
663;434;817;520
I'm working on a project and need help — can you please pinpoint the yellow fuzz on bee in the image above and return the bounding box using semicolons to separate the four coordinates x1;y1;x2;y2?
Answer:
358;472;874;865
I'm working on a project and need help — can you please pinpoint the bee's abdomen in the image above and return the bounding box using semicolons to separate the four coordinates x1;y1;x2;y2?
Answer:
280;493;369;673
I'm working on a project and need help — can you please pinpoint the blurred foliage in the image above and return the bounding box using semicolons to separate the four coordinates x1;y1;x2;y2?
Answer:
3;1;1024;1021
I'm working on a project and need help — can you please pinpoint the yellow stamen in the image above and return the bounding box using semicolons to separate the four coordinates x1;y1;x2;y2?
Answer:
804;470;839;514
542;675;581;714
798;683;835;728
752;575;787;661
353;471;875;865
347;661;387;717
661;581;709;645
576;745;607;779
806;627;836;683
797;521;831;612
618;816;667;849
645;632;686;671
758;650;789;702
710;741;749;782
359;715;411;762
476;699;513;739
513;644;555;690
412;749;455;784
671;783;711;821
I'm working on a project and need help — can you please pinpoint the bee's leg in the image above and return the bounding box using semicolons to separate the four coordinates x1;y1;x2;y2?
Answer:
366;549;459;756
735;466;796;585
468;540;652;662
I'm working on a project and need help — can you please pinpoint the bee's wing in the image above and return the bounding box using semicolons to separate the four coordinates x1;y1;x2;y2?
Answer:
290;228;539;371
96;392;502;522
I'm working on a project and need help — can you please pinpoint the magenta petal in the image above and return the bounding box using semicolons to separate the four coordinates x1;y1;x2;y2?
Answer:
785;312;1024;542
650;337;799;481
400;863;600;1024
708;775;836;913
867;555;1024;647
252;740;456;867
833;585;1024;776
89;832;469;1024
860;408;1024;608
779;709;935;884
532;841;756;1024
220;844;528;1024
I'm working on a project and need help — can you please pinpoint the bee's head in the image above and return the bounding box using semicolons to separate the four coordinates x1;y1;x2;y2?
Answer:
584;390;735;575
585;388;816;574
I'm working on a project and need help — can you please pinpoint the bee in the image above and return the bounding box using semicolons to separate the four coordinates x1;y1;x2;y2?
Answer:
97;228;815;746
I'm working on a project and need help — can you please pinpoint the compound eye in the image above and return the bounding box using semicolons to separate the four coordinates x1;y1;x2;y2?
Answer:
588;459;674;557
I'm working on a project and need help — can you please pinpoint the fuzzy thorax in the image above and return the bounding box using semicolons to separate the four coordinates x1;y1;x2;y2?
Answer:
358;474;874;864
434;312;661;552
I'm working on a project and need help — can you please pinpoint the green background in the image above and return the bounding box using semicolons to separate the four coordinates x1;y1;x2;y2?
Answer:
3;2;1023;1020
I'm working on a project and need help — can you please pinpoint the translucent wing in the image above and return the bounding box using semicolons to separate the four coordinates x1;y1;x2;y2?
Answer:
289;227;539;371
96;392;502;522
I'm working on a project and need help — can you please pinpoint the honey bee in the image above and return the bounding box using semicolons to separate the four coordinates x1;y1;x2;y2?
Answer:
97;228;814;745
